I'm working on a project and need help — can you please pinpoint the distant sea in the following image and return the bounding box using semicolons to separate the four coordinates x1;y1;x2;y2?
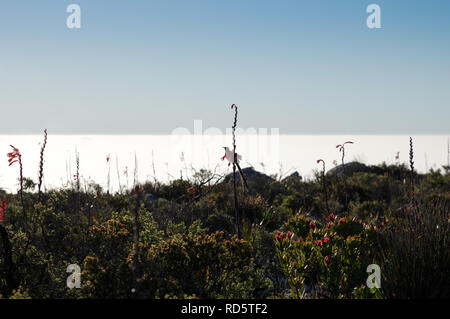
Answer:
0;135;448;193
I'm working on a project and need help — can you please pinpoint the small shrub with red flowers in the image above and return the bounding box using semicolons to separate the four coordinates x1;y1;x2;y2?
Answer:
275;213;379;298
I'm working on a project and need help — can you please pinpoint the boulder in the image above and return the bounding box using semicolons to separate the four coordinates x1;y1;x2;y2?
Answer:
326;161;369;177
282;171;302;182
224;166;273;184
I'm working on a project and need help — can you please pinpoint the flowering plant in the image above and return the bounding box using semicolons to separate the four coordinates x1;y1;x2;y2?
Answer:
275;213;378;298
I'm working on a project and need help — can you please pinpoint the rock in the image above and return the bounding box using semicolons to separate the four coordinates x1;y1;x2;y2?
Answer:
282;171;302;182
327;161;369;177
224;166;273;183
145;193;159;209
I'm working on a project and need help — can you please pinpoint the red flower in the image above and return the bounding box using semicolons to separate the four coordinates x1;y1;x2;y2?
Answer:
287;232;293;239
276;232;283;241
329;213;335;221
324;236;329;244
336;141;354;152
324;256;329;263
187;186;194;193
309;221;316;230
327;222;331;229
297;237;303;243
7;145;20;167
306;236;310;241
339;218;344;224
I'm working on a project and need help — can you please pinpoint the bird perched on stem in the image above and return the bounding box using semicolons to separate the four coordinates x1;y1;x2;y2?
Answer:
222;147;249;191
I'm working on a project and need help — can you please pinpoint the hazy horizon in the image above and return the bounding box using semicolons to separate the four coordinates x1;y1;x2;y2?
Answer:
0;134;448;193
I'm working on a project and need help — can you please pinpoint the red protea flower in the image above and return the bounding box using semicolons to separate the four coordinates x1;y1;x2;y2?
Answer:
309;221;316;230
327;222;331;228
297;237;303;243
306;236;310;241
329;213;335;221
324;256;329;263
339;217;344;224
324;236;329;244
287;231;293;239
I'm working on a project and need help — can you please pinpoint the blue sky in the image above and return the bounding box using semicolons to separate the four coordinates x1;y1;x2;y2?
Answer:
0;0;449;134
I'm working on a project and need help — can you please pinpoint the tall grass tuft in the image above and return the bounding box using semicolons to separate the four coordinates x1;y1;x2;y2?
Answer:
116;155;122;193
378;200;450;298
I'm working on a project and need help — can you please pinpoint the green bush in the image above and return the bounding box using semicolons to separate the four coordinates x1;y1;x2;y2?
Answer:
275;213;379;298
